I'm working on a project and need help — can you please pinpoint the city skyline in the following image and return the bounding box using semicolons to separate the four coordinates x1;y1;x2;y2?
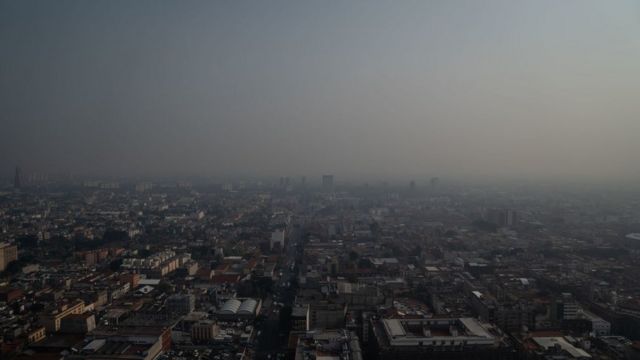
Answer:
4;2;640;359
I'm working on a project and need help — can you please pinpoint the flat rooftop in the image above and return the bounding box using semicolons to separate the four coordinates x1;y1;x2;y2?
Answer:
380;318;497;348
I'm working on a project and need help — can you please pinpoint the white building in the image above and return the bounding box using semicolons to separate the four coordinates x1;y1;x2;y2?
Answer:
584;311;611;337
270;229;286;251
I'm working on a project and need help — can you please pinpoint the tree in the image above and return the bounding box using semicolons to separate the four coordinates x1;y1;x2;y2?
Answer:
3;260;21;275
29;303;45;313
358;258;372;269
103;230;129;243
157;281;172;294
17;235;38;248
109;258;123;271
138;248;152;258
348;250;359;262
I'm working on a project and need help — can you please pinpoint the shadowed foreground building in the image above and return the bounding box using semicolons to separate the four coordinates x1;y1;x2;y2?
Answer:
295;329;362;360
369;317;518;360
66;322;172;360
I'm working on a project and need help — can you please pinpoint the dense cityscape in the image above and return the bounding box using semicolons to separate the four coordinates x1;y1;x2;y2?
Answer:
2;171;640;359
3;0;640;359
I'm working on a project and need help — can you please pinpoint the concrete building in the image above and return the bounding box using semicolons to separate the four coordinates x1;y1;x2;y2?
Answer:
530;336;591;359
0;287;23;303
584;311;611;337
60;313;96;334
309;302;347;330
191;320;220;342
292;305;310;332
121;250;190;278
270;229;286;252
552;293;581;324
0;243;18;271
166;294;195;315
322;175;334;192
26;326;46;343
371;317;515;360
41;300;85;332
484;208;518;228
295;330;362;360
69;336;164;360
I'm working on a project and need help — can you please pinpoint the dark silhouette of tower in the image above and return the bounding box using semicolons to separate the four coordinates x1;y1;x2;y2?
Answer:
322;175;334;192
430;177;439;191
14;167;21;189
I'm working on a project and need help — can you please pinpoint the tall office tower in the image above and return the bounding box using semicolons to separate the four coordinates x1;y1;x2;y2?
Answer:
551;293;581;324
322;175;334;191
484;208;518;228
0;243;18;271
14;166;21;189
429;176;439;191
505;209;518;227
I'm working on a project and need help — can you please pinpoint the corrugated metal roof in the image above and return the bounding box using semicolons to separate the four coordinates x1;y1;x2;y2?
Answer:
219;299;241;314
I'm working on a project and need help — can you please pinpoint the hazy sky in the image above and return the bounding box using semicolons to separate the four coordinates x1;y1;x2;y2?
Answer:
1;0;639;181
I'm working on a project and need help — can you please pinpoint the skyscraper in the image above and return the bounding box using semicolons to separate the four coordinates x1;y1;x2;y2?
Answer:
14;166;21;189
322;175;334;192
429;177;439;192
484;208;518;228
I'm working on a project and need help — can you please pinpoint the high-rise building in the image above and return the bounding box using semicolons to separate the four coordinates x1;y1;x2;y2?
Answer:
14;166;21;189
484;208;518;228
552;293;581;322
0;243;18;271
322;175;334;192
429;177;439;191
